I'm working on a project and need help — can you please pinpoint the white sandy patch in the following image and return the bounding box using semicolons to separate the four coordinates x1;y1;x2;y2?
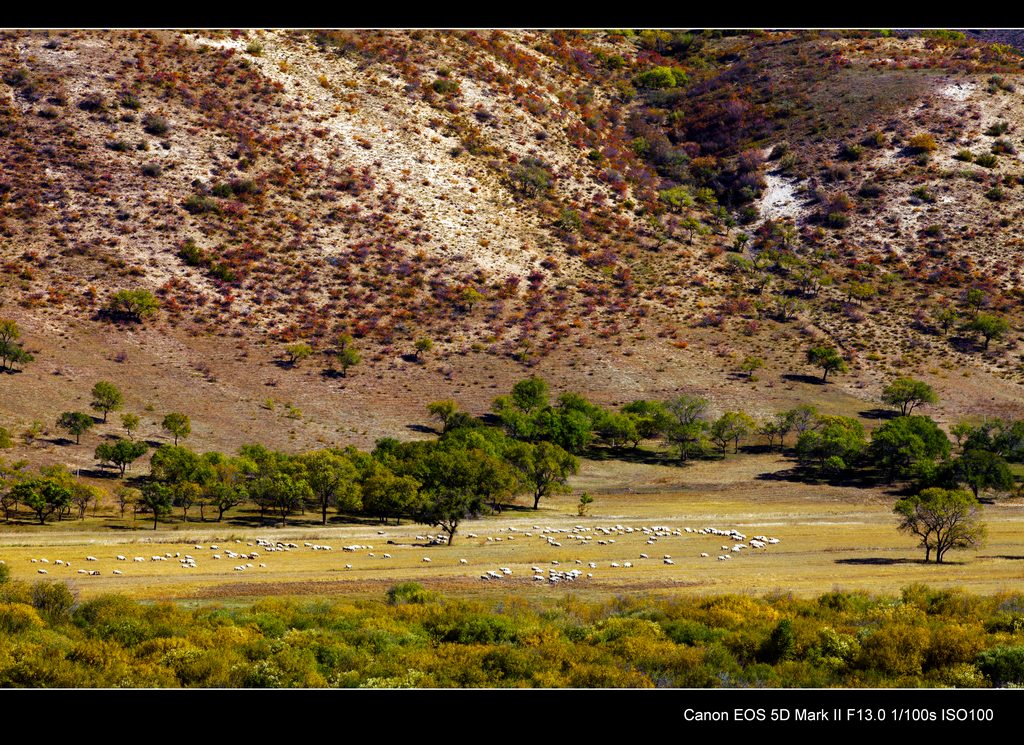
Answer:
758;169;802;221
939;80;976;101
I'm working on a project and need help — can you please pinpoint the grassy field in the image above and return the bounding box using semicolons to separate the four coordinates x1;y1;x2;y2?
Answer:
2;454;1021;604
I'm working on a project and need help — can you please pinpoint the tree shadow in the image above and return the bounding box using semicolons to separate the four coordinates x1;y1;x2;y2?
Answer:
834;557;922;565
400;353;421;364
272;359;297;370
781;373;825;385
980;554;1024;560
320;369;345;380
405;423;436;435
78;467;118;480
582;446;669;466
144;439;164;448
859;407;897;421
948;335;980;354
0;367;24;375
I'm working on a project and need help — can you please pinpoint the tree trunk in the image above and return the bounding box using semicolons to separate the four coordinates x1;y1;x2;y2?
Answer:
322;502;328;526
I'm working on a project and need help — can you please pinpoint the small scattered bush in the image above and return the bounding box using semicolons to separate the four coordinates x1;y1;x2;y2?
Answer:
142;112;168;136
907;133;937;153
975;153;998;168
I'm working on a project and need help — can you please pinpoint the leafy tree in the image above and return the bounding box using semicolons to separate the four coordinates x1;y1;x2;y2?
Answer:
334;334;360;377
932;306;958;336
360;463;421;525
139;481;173;529
70;482;102;520
414;337;433;360
593;410;638;449
427;400;461;434
510;377;549;413
249;471;311;523
95;439;149;477
11;479;72;525
507;440;579;510
161;413;191;445
201;451;253;521
950;449;1014;499
621;400;670;447
708;411;757;454
284;343;313;367
966;313;1010;350
806;345;848;382
0;427;11;449
869;415;950;482
894;487;985;563
57;411;94;444
114;485;141;519
295;450;360;525
795;415;866;474
577;491;594;516
90;381;124;423
0;319;33;372
881;377;938;416
663;395;710;462
106;289;159;322
740;356;765;380
121;412;141;439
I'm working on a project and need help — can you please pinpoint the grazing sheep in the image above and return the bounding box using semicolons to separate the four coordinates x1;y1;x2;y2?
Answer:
86;556;97;562
113;570;123;575
37;569;48;574
422;557;431;563
459;559;468;565
663;558;675;565
700;552;709;558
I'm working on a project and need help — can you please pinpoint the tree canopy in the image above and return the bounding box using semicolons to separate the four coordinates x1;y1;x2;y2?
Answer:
894;487;985;563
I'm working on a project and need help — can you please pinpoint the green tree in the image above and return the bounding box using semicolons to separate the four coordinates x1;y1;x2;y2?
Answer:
106;289;160;322
708;411;757;454
295;450;360;525
950;449;1014;499
284;343;313;367
869;415;950;482
621;400;670;447
0;319;33;372
507;440;579;510
966;313;1010;350
139;481;173;529
11;479;72;525
334;334;361;377
932;306;958;336
663;395;710;462
95;439;149;477
360;463;421;525
806;345;848;382
56;411;94;444
161;413;191;445
740;356;765;380
795;415;866;474
881;377;938;416
414;337;433;360
427;400;461;434
121;412;141;439
894;487;985;563
510;376;549;413
90;381;124;423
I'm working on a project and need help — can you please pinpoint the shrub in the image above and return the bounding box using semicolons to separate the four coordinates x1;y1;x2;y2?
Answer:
911;185;935;203
509;158;553;197
78;93;106;112
106;289;159;322
991;138;1015;155
985;121;1010;136
907;133;937;153
183;194;220;214
119;92;140;110
862;130;886;148
142;112;168;136
431;78;460;95
0;603;45;633
386;582;436;605
840;143;863;161
953;149;974;162
975;152;998;168
976;645;1024;687
634;66;686;89
0;426;12;449
246;41;264;56
141;163;161;178
985;186;1005;201
858;182;883;198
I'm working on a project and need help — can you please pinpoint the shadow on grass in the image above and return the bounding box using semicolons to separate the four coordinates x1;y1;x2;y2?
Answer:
859;407;898;421
582;446;671;466
980;554;1024;560
834;557;930;566
781;373;826;385
405;423;436;435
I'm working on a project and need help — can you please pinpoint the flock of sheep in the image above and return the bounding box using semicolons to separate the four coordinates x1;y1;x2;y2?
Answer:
18;522;782;585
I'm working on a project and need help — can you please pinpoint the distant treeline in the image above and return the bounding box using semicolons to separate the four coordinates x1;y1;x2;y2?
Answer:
0;571;1022;688
2;376;1022;541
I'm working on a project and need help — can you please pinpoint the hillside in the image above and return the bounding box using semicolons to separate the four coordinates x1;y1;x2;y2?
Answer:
3;29;1024;467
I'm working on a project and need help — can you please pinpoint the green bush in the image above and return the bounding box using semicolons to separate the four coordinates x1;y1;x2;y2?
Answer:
0;603;45;633
387;582;436;605
31;581;75;625
634;66;686;89
0;426;12;449
976;645;1024;687
975;153;998;168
